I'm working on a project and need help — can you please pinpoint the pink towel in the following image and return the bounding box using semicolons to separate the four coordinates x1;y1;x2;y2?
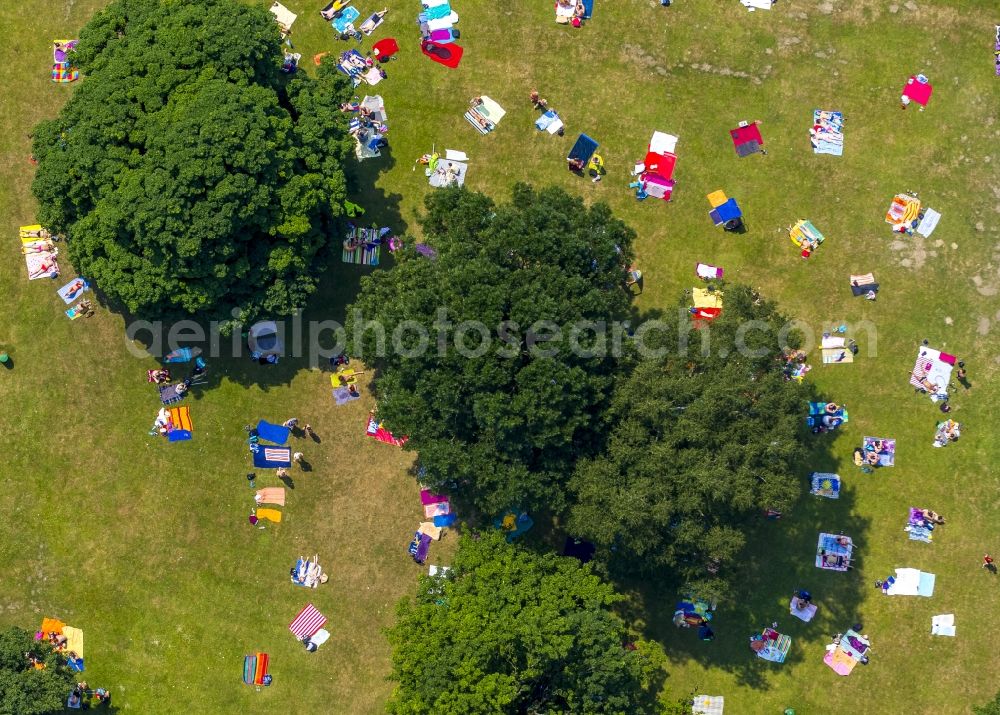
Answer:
420;489;448;505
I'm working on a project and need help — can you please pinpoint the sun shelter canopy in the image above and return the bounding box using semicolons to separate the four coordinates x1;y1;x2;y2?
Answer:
270;2;297;31
568;134;598;164
709;198;741;226
909;346;954;400
730;123;763;156
816;532;853;570
902;75;933;106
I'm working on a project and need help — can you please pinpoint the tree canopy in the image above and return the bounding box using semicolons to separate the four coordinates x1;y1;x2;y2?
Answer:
975;692;1000;715
347;184;636;514
0;627;75;715
32;0;353;320
386;533;670;715
568;285;807;592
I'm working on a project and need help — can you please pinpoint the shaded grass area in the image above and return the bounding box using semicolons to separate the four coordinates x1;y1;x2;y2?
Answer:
0;0;999;712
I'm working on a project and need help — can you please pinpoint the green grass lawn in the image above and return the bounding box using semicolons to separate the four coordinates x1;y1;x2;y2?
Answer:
2;0;1000;712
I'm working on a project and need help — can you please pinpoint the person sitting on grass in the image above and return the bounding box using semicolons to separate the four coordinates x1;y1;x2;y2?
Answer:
529;90;548;111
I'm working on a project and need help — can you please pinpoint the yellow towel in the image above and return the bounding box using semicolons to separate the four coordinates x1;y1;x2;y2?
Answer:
256;508;282;523
692;288;723;309
63;626;84;658
706;190;728;208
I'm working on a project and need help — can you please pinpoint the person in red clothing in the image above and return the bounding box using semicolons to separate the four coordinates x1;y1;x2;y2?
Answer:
983;554;996;572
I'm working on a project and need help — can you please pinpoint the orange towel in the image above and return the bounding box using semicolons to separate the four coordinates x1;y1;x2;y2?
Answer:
255;488;286;506
256;508;282;523
39;618;64;635
169;405;193;431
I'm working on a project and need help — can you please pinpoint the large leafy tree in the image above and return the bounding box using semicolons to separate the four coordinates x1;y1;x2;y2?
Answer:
32;0;353;319
975;692;1000;715
568;285;807;592
386;533;670;715
348;184;636;513
0;627;76;715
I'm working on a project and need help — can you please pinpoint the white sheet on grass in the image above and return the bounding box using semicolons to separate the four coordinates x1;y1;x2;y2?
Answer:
931;614;955;637
916;208;941;237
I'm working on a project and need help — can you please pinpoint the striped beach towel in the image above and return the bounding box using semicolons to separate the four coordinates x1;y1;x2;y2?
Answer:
289;604;327;640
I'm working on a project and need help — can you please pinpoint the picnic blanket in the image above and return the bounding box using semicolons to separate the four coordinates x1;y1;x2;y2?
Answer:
810;473;840;499
811;110;844;156
359;11;385;35
372;37;399;60
902;75;933;106
816;532;853;571
916;207;941;237
696;263;723;280
251;444;292;468
25;250;59;279
62;626;84;658
824;645;858;676
822;348;853;364
850;273;878;296
332;6;360;33
164;347;197;363
159;383;187;405
270;2;297;32
256;420;290;445
692;695;725;715
342;241;380;265
243;652;269;685
333;386;361;405
167;406;193;441
884;567;936;596
535;109;564;134
421;40;463;68
428;158;467;188
256;488;286;506
752;629;791;663
289;604;327;640
424;500;450;518
730;122;764;157
789;219;825;250
291;557;323;587
409;532;432;563
568;133;599;164
419;521;443;540
51;64;79;83
909;347;954;400
366;413;407;446
465;96;505;134
886;193;921;231
57;278;88;304
931;614;955;637
692;288;723;309
906;524;933;543
256;508;282;523
863;436;895;466
790;598;818;623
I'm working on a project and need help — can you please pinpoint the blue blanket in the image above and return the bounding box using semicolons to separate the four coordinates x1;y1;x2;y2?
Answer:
256;420;291;445
568;134;598;163
251;444;292;468
425;3;451;20
332;6;360;33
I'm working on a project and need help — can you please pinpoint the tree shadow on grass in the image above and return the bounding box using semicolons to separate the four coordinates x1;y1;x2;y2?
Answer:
614;414;872;692
117;148;405;393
